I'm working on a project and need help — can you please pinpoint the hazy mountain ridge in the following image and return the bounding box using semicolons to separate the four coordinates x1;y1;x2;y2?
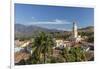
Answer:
15;24;94;38
15;24;64;38
78;26;94;32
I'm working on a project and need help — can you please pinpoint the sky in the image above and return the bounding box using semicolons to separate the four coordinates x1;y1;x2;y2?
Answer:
15;3;94;31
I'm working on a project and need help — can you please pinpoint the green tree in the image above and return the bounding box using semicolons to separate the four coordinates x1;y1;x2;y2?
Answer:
31;32;55;64
61;46;87;62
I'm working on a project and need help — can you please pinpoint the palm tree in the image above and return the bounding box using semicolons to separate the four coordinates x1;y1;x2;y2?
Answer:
32;32;55;64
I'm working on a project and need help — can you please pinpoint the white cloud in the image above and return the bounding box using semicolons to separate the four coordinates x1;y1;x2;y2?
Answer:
28;19;71;25
31;16;35;19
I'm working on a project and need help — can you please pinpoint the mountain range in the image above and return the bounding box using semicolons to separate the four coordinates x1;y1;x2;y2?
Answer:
15;24;94;38
15;24;64;38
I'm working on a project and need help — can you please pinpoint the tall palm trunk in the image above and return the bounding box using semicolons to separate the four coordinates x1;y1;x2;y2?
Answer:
44;52;46;63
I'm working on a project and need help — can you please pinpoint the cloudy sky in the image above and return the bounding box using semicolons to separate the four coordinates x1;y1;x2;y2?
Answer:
15;3;94;31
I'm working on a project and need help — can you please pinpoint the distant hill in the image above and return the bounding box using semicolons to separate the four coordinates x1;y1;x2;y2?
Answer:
78;26;94;32
15;24;94;38
15;24;65;38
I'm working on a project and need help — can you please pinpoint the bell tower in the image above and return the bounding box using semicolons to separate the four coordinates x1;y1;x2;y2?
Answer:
73;21;78;38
